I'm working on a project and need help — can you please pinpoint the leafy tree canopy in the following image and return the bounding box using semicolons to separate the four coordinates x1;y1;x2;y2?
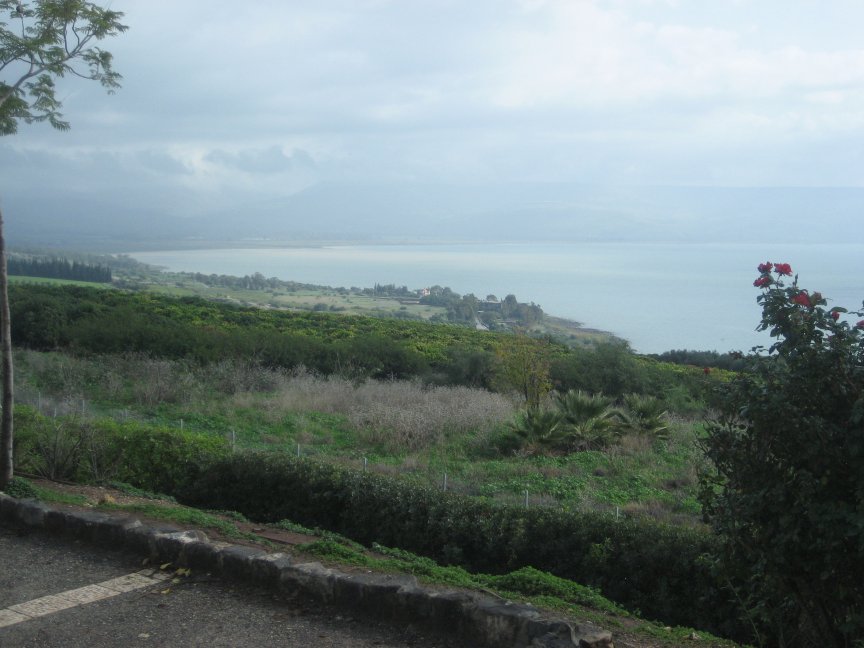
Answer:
0;0;127;134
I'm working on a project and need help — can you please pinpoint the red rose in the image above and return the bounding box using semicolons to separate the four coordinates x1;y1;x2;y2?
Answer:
831;311;840;321
753;276;772;288
791;292;811;307
774;263;793;276
757;262;773;273
857;320;864;329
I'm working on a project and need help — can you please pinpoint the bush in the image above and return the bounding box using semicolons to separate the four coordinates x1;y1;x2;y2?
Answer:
14;409;229;493
550;341;643;398
442;346;496;389
104;420;230;493
1;476;37;499
700;262;864;646
179;451;745;637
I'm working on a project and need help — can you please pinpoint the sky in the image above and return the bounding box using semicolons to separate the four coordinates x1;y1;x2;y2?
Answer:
3;0;864;243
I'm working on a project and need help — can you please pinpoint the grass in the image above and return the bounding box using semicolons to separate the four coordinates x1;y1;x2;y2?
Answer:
9;275;114;289
15;349;708;524
96;501;265;543
298;539;739;646
30;483;90;506
109;481;178;502
17;477;739;646
148;278;446;321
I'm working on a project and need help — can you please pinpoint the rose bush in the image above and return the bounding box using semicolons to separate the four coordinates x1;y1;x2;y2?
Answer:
701;262;864;647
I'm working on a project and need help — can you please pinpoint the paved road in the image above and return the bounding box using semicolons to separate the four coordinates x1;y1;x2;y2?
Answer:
0;525;467;648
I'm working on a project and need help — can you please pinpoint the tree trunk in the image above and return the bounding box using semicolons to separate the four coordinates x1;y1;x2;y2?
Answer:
0;207;13;490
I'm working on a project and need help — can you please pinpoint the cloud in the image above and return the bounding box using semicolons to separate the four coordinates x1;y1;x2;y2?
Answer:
204;146;316;174
481;1;864;112
136;150;193;175
5;0;864;239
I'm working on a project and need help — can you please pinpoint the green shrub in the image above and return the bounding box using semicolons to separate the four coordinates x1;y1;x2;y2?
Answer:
14;410;229;492
483;566;621;614
105;420;229;493
2;476;37;499
701;262;864;646
8;283;542;380
14;415;87;481
178;451;745;638
550;341;643;398
108;481;177;502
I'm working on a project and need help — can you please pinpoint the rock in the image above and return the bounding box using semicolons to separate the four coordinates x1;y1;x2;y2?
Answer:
579;630;614;648
573;623;614;648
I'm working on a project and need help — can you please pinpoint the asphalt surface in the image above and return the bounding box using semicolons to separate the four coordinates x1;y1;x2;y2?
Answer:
0;525;469;648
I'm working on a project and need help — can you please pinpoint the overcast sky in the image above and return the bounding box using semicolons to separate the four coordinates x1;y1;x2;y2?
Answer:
4;0;864;228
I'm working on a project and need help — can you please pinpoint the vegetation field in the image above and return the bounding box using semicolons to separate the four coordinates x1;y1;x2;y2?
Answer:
8;275;114;289
10;255;860;645
14;352;707;526
150;281;446;320
9;273;722;533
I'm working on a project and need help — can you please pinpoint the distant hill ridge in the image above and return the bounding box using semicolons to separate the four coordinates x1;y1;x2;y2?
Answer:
7;184;863;249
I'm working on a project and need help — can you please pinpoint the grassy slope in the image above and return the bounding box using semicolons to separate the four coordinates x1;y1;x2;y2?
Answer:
9;260;617;347
134;269;615;347
9;275;113;288
15;350;707;526
21;478;738;647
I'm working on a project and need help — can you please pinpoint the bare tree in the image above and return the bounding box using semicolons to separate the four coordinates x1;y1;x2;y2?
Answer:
0;1;127;489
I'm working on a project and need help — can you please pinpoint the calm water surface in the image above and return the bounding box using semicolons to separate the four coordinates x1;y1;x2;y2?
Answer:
130;243;864;354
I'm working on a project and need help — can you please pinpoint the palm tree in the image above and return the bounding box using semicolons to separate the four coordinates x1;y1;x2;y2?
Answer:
621;393;670;440
554;390;624;451
508;407;562;454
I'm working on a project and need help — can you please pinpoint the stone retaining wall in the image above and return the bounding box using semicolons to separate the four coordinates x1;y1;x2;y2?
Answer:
0;494;613;648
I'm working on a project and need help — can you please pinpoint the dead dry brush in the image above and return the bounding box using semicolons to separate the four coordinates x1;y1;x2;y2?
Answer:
236;368;516;452
16;352;515;453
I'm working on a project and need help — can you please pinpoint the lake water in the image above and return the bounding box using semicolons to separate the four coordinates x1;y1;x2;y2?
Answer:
129;243;864;354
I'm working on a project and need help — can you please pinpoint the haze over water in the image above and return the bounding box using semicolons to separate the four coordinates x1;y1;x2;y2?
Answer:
131;242;864;355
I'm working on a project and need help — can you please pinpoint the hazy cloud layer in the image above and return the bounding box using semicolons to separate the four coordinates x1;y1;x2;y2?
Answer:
3;0;864;243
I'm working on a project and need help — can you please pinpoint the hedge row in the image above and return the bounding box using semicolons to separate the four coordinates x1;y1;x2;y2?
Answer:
13;406;746;638
14;407;229;494
177;452;747;639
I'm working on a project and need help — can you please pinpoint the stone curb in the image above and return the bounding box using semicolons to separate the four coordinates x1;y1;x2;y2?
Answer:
0;494;613;648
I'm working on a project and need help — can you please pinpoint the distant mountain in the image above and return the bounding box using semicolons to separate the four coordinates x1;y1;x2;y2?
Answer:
6;183;863;249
